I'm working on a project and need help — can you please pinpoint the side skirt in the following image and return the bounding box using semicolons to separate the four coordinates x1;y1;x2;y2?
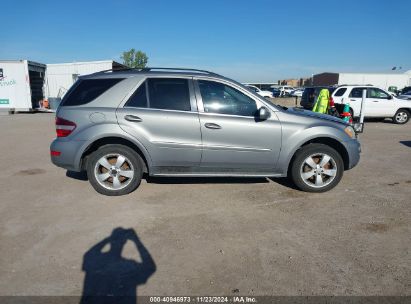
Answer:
149;166;285;178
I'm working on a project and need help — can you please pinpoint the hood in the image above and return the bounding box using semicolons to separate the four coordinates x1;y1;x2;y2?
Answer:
285;107;348;125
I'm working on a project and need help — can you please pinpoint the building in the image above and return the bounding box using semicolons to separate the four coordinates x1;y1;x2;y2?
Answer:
312;70;411;91
0;60;46;111
277;78;311;87
44;60;126;98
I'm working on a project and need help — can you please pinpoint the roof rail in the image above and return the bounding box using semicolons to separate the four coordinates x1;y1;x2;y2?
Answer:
140;67;217;74
338;84;374;87
92;67;220;76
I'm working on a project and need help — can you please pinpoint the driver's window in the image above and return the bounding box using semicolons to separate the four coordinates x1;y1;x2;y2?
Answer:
198;80;258;117
368;88;389;99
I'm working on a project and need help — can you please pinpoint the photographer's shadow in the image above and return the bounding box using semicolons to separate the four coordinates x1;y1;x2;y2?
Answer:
80;227;156;304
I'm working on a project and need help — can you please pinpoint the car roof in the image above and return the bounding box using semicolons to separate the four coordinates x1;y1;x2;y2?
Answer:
82;67;229;81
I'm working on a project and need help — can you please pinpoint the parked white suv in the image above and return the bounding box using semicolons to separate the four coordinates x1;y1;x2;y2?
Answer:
332;85;411;124
245;85;273;98
277;86;294;97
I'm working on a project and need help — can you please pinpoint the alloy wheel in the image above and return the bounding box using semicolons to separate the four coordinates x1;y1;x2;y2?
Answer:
395;111;408;123
94;153;135;190
300;153;337;188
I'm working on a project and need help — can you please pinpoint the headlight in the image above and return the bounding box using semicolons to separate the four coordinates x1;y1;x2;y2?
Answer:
344;126;355;138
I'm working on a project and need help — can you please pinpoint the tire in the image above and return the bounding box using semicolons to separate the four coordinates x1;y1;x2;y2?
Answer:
392;109;410;124
290;144;344;193
86;144;143;196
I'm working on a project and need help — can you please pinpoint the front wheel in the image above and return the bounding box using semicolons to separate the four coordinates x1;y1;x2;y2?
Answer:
86;144;143;196
290;144;344;193
393;109;410;124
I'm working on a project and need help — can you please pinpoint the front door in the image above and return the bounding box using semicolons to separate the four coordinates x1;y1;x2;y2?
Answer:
117;77;202;169
366;87;396;117
194;79;282;174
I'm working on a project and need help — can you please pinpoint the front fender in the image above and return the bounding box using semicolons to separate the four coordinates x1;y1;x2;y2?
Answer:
277;125;350;175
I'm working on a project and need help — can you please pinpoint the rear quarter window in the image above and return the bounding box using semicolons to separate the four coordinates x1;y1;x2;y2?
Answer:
61;78;123;106
334;88;347;97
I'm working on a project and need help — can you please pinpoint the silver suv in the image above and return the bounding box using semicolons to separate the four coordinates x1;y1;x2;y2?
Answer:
50;68;361;196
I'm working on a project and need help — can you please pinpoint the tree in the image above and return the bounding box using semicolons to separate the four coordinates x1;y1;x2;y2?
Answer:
121;49;148;68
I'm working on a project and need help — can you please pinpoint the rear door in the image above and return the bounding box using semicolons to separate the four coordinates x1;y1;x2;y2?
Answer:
194;78;282;174
346;87;369;117
116;77;202;170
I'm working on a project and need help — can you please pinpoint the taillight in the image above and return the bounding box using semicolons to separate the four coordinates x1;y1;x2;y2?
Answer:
329;97;335;106
56;117;76;137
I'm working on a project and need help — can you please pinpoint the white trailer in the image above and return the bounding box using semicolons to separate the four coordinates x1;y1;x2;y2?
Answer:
313;71;411;92
0;60;46;112
44;60;126;99
338;72;410;91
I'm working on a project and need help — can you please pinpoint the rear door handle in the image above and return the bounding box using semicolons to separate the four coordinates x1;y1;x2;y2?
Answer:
372;100;379;102
204;123;222;129
124;115;143;122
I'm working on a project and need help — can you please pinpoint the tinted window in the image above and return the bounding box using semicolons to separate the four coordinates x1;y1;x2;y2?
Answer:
198;80;257;117
147;78;191;111
125;81;147;108
367;88;389;99
349;88;367;98
61;78;123;106
334;88;347;97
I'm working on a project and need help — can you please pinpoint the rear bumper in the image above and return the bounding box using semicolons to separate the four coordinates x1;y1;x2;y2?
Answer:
50;138;86;172
345;139;361;170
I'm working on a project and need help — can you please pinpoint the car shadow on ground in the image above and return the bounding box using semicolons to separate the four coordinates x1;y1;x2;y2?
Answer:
145;176;270;184
400;141;411;148
80;227;156;304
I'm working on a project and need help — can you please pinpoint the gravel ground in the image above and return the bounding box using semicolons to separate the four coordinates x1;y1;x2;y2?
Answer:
0;112;410;297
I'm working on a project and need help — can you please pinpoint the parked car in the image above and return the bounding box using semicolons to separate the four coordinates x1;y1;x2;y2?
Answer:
300;87;336;110
332;85;411;124
290;88;304;97
267;87;281;97
400;86;411;94
397;92;411;100
277;86;294;97
245;85;273;98
50;68;361;196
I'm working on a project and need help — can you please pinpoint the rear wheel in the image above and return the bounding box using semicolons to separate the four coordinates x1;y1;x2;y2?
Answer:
393;109;410;124
86;145;143;196
290;144;344;193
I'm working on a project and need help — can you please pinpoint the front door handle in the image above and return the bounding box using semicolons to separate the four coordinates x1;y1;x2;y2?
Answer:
124;115;143;122
204;123;222;129
372;100;379;102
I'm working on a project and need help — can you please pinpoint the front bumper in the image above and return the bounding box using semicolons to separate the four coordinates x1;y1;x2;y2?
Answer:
345;139;361;169
50;138;87;172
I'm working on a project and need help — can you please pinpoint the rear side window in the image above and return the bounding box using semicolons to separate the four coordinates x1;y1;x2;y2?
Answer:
302;88;315;102
61;78;123;106
148;78;191;111
125;78;191;111
349;87;367;98
334;88;347;97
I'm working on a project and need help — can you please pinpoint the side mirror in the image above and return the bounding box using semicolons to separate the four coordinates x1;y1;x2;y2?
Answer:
258;106;271;120
388;95;393;100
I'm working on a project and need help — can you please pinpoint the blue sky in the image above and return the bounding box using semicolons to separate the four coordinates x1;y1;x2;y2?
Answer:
1;0;410;82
